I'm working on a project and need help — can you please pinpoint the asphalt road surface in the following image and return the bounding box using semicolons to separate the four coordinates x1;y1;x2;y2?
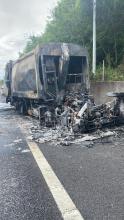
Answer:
0;97;124;220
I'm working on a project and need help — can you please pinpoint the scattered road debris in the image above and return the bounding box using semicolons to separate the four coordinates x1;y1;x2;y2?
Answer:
1;90;124;149
16;114;123;148
21;149;30;153
13;139;22;144
1;95;124;149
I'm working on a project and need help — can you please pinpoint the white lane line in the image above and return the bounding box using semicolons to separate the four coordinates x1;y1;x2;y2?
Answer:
26;141;85;220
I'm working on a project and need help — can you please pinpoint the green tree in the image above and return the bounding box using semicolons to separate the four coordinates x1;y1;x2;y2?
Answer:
22;0;124;69
20;35;42;56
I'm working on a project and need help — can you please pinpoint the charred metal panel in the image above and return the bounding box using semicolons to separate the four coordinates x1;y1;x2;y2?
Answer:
38;43;90;97
68;43;88;56
11;52;39;99
38;43;63;56
4;61;13;98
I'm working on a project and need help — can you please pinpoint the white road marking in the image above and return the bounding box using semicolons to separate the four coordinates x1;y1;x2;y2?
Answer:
27;141;84;220
21;149;30;153
19;121;85;220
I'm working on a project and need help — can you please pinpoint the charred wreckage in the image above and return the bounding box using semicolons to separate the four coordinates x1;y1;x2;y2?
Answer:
4;43;124;134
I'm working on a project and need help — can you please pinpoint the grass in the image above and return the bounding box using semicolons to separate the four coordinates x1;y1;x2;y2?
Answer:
90;65;124;81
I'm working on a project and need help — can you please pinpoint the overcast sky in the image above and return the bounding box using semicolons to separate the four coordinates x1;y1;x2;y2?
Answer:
0;0;58;79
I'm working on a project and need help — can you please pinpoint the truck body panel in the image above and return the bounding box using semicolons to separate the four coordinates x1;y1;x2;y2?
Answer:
5;43;90;104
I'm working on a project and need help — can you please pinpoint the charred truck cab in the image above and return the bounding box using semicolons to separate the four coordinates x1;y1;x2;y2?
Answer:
4;43;89;122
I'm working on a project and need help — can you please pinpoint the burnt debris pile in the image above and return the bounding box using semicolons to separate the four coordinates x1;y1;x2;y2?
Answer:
39;92;124;135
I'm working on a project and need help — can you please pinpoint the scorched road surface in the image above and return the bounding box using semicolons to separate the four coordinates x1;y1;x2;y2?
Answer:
0;98;124;220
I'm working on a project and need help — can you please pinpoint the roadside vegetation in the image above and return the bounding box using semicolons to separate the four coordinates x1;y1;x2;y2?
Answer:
0;80;3;86
21;0;124;81
93;63;124;81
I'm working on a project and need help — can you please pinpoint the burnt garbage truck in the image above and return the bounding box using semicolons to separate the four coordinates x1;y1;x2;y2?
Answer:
4;42;124;131
4;43;90;123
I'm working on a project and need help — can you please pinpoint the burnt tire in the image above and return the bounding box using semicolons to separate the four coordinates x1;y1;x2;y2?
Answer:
19;102;27;115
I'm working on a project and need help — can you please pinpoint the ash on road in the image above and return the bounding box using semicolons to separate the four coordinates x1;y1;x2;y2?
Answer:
0;96;124;220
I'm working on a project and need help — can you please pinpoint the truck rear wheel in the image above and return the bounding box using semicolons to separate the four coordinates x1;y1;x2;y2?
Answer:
19;101;27;115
